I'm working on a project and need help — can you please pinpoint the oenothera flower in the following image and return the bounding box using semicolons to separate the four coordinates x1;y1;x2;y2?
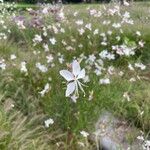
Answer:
60;60;85;97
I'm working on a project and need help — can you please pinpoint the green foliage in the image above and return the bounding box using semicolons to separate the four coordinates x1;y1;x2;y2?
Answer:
0;2;150;149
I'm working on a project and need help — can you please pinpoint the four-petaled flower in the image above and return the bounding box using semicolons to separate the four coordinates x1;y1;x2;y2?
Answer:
60;60;85;97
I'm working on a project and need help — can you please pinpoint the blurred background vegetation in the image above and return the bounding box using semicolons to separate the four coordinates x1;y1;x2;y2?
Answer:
3;0;150;4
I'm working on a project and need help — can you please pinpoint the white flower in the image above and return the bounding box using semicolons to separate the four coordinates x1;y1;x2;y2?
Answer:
144;140;150;149
94;69;102;76
52;26;58;34
88;90;93;101
107;30;112;35
60;60;86;97
42;7;49;14
107;53;115;60
118;71;124;76
78;28;85;35
20;62;27;73
0;59;6;70
88;54;96;62
49;38;56;45
93;29;99;35
78;44;83;48
113;45;135;56
10;54;16;60
123;92;130;101
33;34;42;44
57;9;65;20
140;111;144;116
39;83;50;97
43;44;49;52
136;31;141;36
124;1;130;6
129;77;136;82
36;63;48;73
61;39;67;44
80;131;89;138
85;23;92;30
89;9;97;16
70;94;78;103
99;50;108;59
108;66;115;75
128;64;134;71
99;50;115;60
139;41;145;47
123;11;130;19
137;136;144;141
135;63;146;70
112;23;121;28
73;11;78;16
44;118;54;128
16;20;26;29
100;33;106;37
46;54;54;63
60;28;65;33
83;75;90;83
116;36;121;41
58;56;64;64
75;20;83;25
99;78;110;85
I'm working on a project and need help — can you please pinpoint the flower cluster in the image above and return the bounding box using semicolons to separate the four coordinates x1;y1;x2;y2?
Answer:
0;2;149;145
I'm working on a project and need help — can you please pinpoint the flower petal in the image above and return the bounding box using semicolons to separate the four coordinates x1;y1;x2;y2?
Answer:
60;70;74;81
72;60;81;76
66;81;75;97
77;69;85;79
